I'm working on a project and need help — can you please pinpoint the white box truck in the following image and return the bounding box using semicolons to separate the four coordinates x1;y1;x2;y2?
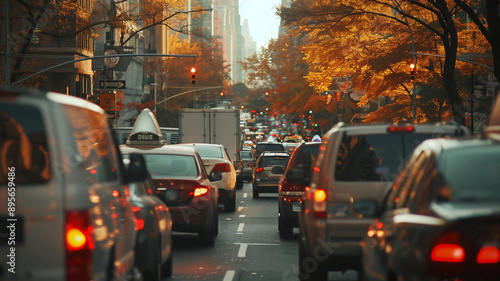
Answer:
179;108;241;161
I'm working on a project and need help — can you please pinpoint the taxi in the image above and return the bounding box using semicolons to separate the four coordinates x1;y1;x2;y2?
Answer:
120;109;221;247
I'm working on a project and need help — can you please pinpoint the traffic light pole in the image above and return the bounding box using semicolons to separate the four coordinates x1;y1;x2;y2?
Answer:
12;53;196;85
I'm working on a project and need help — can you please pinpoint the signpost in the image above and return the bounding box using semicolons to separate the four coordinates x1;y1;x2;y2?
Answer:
99;80;126;89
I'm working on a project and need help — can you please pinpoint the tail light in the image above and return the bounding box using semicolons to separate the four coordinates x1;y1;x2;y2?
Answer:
387;125;415;133
255;167;264;174
212;163;231;173
132;206;144;231
430;244;465;262
190;186;210;197
313;189;327;219
66;210;94;281
477;246;500;264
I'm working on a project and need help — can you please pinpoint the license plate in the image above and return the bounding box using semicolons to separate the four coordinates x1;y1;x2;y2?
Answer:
293;202;301;212
332;205;350;218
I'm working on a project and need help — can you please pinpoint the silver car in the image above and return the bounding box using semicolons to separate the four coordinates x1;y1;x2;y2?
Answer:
0;88;145;281
298;122;470;281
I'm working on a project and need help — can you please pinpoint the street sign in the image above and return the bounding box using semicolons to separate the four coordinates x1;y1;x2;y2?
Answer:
100;92;115;112
99;80;126;89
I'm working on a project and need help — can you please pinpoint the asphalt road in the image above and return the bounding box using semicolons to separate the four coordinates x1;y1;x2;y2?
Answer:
167;181;359;281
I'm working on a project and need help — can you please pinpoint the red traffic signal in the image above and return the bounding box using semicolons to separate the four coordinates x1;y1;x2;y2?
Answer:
190;67;196;85
336;91;341;102
410;63;416;80
220;92;224;97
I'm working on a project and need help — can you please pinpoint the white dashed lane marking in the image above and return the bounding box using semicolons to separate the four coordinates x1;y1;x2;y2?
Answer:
223;270;236;281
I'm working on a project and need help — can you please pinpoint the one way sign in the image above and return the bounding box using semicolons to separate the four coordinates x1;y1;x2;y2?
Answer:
100;80;126;89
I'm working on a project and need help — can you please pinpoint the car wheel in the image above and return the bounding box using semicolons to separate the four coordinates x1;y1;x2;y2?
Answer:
279;213;293;239
199;215;216;247
236;175;244;189
225;190;236;212
143;245;161;281
298;241;327;281
252;182;259;198
161;251;173;278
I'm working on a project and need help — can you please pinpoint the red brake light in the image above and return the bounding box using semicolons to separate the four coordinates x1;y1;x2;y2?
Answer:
66;210;93;281
212;163;231;173
430;244;465;262
313;189;327;219
387;126;415;133
132;206;144;231
191;186;210;197
477;246;500;264
255;167;264;174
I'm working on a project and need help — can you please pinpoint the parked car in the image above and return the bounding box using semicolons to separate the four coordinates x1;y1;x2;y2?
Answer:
298;122;470;281
253;141;285;159
278;142;321;238
0;88;145;281
177;143;238;212
123;158;173;281
251;151;290;198
361;136;500;281
121;109;221;247
240;147;255;182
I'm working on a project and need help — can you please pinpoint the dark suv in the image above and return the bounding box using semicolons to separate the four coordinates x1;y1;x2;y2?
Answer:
278;142;321;238
253;142;285;159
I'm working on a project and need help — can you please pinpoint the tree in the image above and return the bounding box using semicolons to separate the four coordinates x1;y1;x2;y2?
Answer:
279;0;493;124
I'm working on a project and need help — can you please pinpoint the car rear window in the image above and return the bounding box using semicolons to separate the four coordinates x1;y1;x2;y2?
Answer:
193;146;223;158
440;145;500;202
335;133;432;181
135;154;199;177
0;104;51;184
260;156;289;167
256;144;284;153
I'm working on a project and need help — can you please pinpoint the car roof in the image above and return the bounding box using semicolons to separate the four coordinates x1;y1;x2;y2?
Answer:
120;143;198;156
260;151;290;157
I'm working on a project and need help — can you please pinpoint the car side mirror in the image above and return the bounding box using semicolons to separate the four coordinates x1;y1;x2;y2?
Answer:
124;153;147;183
233;160;243;171
352;199;380;218
209;171;223;182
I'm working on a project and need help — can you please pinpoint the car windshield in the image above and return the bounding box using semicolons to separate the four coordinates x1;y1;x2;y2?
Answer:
440;145;500;202
335;133;432;182
193;146;224;158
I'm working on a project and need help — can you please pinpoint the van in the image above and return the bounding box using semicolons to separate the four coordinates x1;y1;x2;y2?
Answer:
298;122;470;281
0;88;147;281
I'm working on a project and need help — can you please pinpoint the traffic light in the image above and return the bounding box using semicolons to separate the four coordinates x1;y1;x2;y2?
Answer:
220;92;224;97
265;91;269;96
326;94;333;105
190;67;196;85
410;63;416;80
336;91;341;102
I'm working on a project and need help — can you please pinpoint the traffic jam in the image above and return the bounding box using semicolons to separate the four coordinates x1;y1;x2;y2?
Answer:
1;89;500;281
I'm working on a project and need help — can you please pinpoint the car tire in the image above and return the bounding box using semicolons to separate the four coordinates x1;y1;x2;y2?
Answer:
252;182;259;198
225;189;236;212
199;214;216;247
161;251;173;278
236;175;244;189
143;245;161;281
278;213;293;239
299;241;327;281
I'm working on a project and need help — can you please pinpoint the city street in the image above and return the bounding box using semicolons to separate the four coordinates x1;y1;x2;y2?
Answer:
169;182;358;281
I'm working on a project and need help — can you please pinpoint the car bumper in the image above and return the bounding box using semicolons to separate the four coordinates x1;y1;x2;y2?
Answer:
218;188;236;203
169;198;213;233
279;194;303;225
